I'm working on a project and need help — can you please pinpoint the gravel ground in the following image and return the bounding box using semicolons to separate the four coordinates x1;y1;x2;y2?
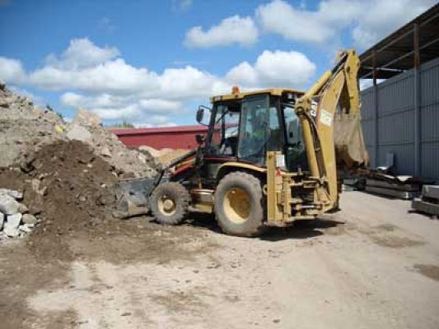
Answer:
1;191;438;329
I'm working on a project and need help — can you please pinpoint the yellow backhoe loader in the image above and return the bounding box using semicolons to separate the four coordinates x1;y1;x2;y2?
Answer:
117;49;368;236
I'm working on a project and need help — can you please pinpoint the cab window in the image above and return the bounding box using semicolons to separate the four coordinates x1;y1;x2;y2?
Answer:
237;95;283;164
209;104;240;156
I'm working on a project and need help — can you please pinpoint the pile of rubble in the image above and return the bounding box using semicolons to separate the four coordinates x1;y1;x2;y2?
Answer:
0;82;158;178
0;188;37;239
0;84;65;168
66;109;158;178
0;83;159;248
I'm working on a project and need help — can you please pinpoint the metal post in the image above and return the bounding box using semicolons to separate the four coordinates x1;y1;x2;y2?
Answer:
414;23;421;176
372;50;379;168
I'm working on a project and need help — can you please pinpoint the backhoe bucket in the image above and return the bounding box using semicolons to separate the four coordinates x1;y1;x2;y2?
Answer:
334;113;369;168
113;176;159;218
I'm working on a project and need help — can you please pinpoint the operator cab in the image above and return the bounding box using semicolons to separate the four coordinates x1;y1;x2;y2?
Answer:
197;88;307;172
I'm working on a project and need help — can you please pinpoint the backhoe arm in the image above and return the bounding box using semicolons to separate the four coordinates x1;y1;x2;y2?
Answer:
294;49;368;209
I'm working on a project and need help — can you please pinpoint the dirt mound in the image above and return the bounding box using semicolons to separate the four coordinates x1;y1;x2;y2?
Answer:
0;84;161;258
0;140;118;259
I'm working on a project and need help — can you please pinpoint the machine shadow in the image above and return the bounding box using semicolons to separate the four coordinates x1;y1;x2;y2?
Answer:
260;218;344;241
184;212;344;241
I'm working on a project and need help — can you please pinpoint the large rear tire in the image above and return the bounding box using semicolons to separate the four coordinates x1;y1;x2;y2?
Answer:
214;172;266;237
150;182;190;225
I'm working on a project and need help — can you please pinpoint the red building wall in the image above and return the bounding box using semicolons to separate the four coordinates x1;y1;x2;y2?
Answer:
111;125;208;150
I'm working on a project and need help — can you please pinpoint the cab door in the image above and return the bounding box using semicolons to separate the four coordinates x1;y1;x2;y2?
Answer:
237;94;284;165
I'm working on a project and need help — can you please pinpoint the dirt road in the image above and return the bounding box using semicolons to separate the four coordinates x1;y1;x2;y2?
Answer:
1;191;438;329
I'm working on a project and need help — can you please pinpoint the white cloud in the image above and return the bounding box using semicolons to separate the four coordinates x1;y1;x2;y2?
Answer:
351;0;435;49
256;0;334;44
45;38;119;69
158;66;229;98
226;62;258;86
93;105;140;121
134;115;177;128
20;39;228;99
60;92;183;121
184;15;258;48
138;99;181;111
226;50;316;88
0;57;27;84
61;92;124;109
29;58;159;94
256;0;436;48
2;37;316;126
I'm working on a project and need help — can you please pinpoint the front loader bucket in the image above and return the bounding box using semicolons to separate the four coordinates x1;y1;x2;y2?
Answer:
112;149;197;219
113;176;159;219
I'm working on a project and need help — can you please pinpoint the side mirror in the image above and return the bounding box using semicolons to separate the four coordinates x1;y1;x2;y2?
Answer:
195;134;205;145
196;108;204;124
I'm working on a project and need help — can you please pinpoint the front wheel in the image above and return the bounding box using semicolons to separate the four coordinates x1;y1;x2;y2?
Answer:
150;182;190;225
214;172;266;237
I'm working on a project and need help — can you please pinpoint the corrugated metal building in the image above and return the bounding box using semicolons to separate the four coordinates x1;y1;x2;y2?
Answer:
359;4;439;181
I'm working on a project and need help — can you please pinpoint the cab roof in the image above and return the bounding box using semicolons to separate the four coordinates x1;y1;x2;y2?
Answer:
210;88;304;103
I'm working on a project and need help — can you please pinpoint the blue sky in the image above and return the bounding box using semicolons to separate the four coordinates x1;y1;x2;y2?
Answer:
0;0;436;126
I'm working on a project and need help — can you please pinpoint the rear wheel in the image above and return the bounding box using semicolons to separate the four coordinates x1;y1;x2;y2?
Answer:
214;172;266;237
150;182;190;225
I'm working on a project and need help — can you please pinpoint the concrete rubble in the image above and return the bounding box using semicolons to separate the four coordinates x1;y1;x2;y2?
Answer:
0;188;36;240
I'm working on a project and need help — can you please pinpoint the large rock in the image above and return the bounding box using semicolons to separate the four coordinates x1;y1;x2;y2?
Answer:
3;213;22;237
0;188;23;200
0;212;4;230
19;224;32;233
73;109;101;127
22;213;37;225
0;194;28;215
66;124;92;142
100;146;112;158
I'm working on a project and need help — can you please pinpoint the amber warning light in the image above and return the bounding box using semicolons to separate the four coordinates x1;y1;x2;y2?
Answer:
231;86;240;94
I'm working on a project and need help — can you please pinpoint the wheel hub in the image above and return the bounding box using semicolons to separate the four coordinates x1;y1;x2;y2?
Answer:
223;187;251;224
158;196;177;216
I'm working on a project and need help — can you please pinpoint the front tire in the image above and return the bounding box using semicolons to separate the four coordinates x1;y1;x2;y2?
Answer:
214;172;266;237
150;182;190;225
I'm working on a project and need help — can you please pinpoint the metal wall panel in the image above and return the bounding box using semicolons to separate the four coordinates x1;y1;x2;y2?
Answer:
420;57;439;180
361;89;375;120
378;110;414;144
421;142;439;179
379;144;415;173
421;103;439;143
421;58;439;105
361;57;439;181
377;74;414;116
